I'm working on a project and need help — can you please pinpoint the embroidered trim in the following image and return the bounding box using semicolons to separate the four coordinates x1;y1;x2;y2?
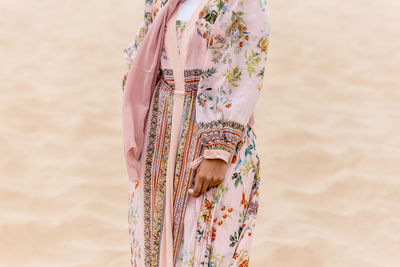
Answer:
184;69;203;77
143;81;160;267
161;68;203;78
143;80;170;267
141;68;205;265
160;68;203;95
196;119;245;153
171;90;202;262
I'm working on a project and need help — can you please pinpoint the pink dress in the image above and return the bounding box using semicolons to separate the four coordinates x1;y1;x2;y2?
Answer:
123;0;270;266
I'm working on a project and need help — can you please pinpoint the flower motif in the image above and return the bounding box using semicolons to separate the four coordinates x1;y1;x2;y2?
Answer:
211;226;217;242
230;27;241;39
238;259;249;267
144;11;153;23
241;192;248;209
237;140;244;151
231;154;237;164
257;37;269;54
248;198;259;215
226;11;249;47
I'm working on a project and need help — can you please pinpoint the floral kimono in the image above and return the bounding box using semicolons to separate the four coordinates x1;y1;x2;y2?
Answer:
123;0;270;266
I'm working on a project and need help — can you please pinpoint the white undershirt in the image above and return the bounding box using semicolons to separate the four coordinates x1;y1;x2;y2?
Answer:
177;0;202;21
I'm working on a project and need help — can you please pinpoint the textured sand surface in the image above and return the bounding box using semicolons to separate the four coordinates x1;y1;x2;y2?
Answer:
0;0;399;266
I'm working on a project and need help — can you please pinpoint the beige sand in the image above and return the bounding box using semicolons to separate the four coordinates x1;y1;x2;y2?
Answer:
0;0;399;266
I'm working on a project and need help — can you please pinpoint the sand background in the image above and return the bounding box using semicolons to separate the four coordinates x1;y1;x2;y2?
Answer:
0;0;399;266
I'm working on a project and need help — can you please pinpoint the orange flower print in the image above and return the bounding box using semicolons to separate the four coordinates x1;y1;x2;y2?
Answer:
227;21;240;38
233;252;239;260
199;8;205;18
241;192;248;209
226;11;249;46
204;199;213;210
225;103;232;108
228;207;233;213
200;199;214;223
211;226;217;242
231;154;237;164
238;259;249;267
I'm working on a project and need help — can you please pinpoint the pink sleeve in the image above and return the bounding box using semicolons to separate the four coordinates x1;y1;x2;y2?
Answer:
122;0;155;90
194;0;271;162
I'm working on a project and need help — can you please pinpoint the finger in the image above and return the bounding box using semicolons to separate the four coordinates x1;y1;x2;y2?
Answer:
191;174;203;198
200;179;210;195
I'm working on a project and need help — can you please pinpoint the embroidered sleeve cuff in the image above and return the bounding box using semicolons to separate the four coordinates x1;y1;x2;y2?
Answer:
197;119;245;155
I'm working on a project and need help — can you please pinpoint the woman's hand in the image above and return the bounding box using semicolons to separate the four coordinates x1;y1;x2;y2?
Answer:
189;158;228;198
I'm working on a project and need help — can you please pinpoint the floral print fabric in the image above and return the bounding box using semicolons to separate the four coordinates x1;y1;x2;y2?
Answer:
124;0;270;266
175;127;261;266
176;19;187;55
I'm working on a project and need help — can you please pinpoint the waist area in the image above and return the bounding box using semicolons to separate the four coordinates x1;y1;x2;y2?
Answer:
156;68;203;95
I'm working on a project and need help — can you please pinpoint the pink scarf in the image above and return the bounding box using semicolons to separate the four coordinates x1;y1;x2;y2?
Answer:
122;0;182;180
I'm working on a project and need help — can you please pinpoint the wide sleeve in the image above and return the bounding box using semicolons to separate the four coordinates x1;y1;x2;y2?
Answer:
195;0;271;163
121;0;155;90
